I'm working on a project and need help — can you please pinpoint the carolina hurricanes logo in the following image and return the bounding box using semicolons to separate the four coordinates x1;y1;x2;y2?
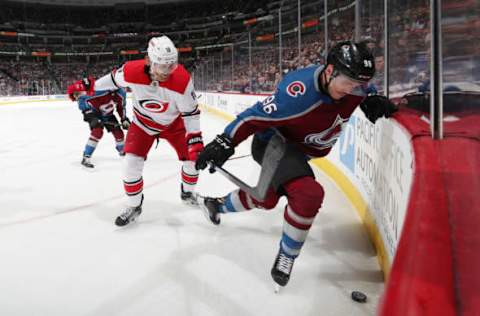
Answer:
139;99;169;113
304;115;349;149
286;81;306;97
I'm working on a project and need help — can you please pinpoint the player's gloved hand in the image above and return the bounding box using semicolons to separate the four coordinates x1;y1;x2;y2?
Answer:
82;109;95;122
195;133;234;171
83;109;103;129
121;117;131;130
360;95;398;124
186;132;204;161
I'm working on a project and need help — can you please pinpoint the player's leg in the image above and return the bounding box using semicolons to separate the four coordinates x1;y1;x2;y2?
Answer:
115;123;155;226
104;115;126;156
260;135;322;287
199;134;281;224
271;176;324;287
111;127;125;156
201;187;280;225
161;117;199;205
200;133;311;224
81;127;104;168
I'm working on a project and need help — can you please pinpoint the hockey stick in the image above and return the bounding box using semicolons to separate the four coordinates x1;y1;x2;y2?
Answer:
227;154;251;161
209;134;286;202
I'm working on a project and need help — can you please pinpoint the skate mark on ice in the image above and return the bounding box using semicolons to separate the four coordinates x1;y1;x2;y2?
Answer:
0;172;178;228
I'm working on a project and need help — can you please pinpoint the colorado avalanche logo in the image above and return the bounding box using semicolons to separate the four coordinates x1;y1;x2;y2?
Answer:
286;81;306;97
304;115;349;150
98;101;115;115
139;99;169;113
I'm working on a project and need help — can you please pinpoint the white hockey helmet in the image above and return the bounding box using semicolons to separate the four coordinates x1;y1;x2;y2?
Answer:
147;35;178;66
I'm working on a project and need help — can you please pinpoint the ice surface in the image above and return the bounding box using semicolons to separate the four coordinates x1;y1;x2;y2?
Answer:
0;101;383;316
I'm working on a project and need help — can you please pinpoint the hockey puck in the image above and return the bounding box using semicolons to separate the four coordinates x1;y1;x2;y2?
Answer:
351;291;367;303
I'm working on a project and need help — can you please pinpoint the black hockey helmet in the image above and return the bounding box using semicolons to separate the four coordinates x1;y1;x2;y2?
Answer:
326;41;375;83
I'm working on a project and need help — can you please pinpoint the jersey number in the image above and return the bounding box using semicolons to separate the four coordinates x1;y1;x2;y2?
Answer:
262;95;277;114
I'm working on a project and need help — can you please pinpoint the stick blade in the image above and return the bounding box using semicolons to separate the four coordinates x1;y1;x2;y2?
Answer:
209;134;286;202
253;134;287;200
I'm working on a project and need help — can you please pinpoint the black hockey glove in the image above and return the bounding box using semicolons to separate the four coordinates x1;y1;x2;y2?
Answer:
121;117;131;130
83;110;103;129
195;134;235;171
360;95;398;124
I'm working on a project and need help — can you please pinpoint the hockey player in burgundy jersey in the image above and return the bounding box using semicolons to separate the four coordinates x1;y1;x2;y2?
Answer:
195;41;397;289
67;78;129;168
94;35;203;226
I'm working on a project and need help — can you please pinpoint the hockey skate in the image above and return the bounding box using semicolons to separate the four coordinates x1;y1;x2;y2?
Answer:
198;196;222;225
81;156;94;168
180;184;198;206
271;247;296;291
115;195;144;226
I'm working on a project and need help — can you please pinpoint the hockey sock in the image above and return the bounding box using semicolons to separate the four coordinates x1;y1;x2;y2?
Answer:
84;137;99;157
280;177;325;257
115;139;125;154
124;154;145;207
181;161;198;192
84;127;103;157
124;177;143;207
280;205;314;257
218;187;281;213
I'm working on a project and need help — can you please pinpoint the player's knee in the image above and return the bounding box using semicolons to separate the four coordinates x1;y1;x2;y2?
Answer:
89;119;103;130
284;176;324;214
91;127;103;139
255;188;280;210
112;128;124;140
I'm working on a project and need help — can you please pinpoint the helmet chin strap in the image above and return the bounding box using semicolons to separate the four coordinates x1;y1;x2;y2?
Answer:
319;67;340;100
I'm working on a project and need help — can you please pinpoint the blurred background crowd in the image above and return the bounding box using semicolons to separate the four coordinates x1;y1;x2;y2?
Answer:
0;0;478;97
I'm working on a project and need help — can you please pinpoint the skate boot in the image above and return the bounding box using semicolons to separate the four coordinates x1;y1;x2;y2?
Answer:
271;247;296;288
81;156;94;168
115;195;144;226
199;196;222;225
119;151;125;157
180;184;198;206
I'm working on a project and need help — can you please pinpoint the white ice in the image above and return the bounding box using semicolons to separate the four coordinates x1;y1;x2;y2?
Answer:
0;101;383;316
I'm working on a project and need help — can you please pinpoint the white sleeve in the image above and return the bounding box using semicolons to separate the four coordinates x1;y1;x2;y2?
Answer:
177;79;201;135
94;66;129;91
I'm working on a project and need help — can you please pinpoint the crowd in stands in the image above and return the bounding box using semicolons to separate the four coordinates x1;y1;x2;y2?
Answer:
0;0;478;97
0;59;118;96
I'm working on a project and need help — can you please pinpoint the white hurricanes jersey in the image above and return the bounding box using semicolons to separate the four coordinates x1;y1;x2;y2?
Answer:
94;59;200;136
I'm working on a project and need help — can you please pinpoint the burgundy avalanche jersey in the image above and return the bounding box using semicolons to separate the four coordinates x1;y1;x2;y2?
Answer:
78;89;127;119
224;65;367;158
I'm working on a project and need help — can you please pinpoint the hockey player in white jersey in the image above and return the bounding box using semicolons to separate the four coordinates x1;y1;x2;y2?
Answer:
94;35;204;226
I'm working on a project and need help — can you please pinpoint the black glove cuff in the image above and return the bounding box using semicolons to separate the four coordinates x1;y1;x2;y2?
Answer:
216;133;233;148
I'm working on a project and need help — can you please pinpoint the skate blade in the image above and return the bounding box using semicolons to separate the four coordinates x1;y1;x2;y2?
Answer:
181;198;199;207
114;217;139;229
274;283;282;294
199;205;219;225
197;197;211;221
81;165;96;172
